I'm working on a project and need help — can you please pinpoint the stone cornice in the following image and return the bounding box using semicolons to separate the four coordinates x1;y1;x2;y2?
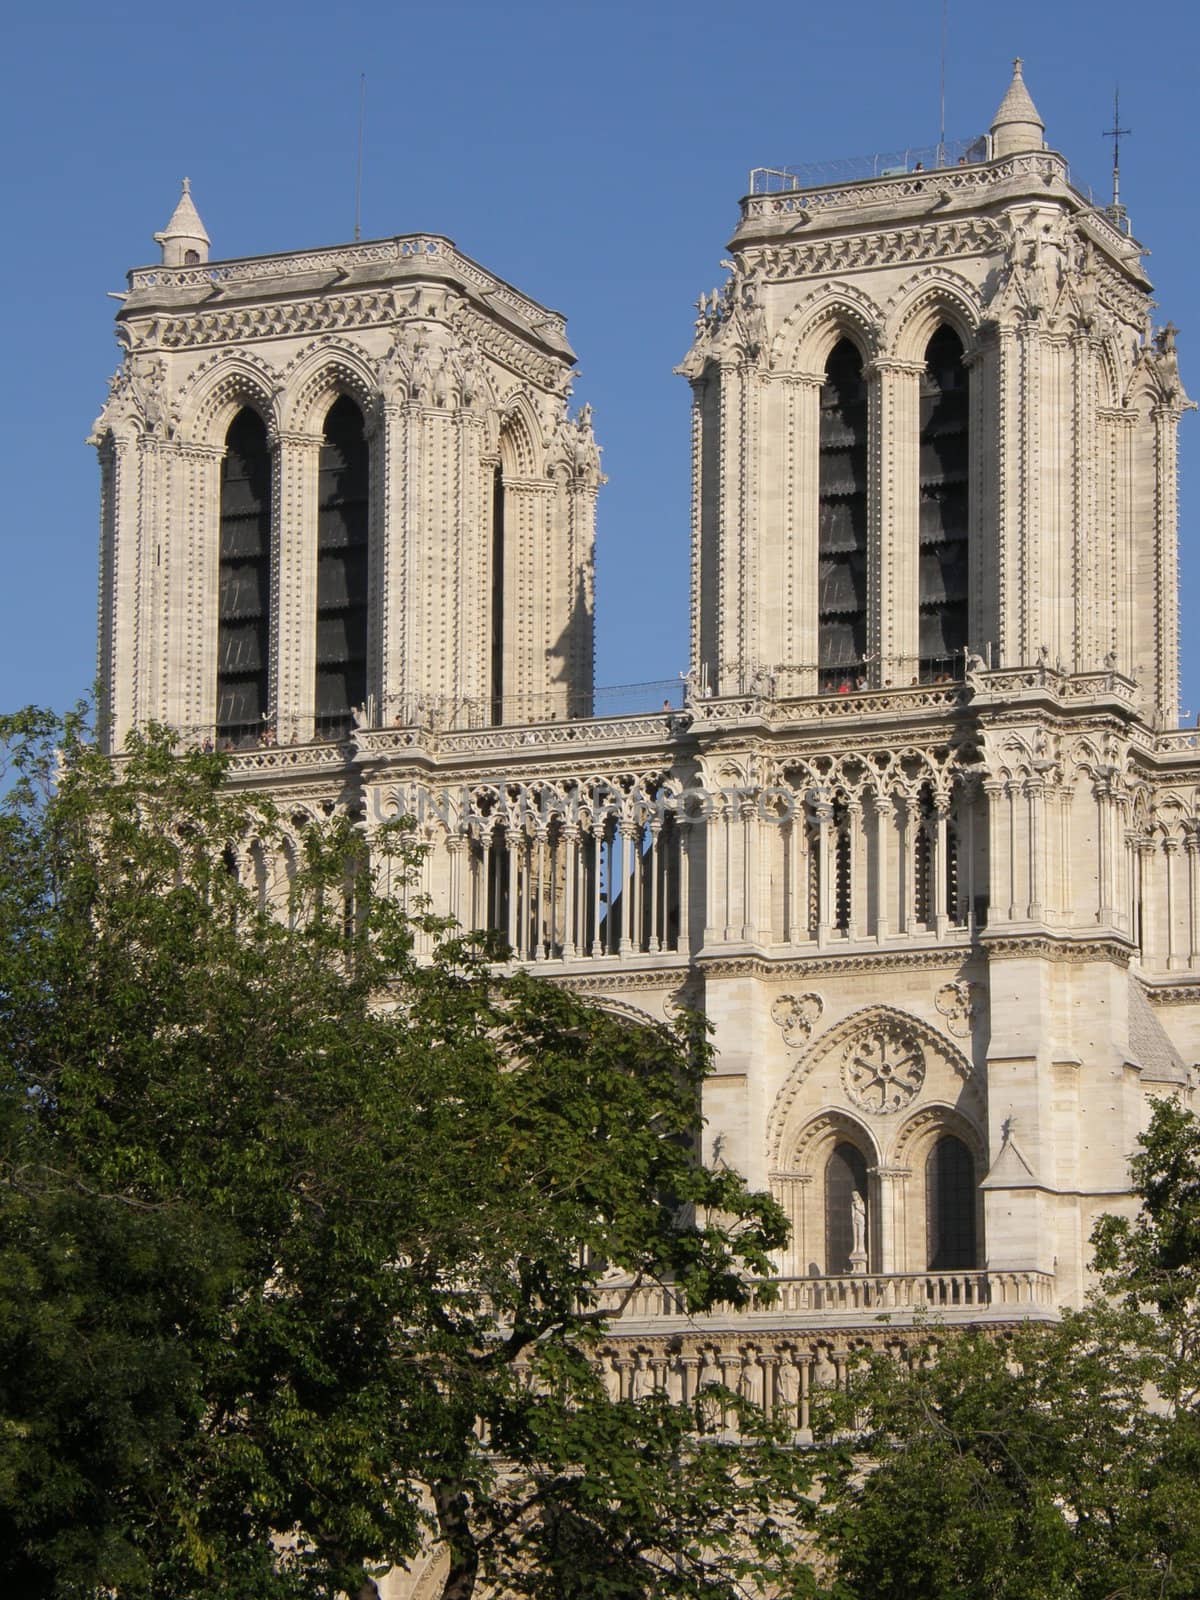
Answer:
980;933;1134;966
123;233;570;351
696;945;976;980
1140;979;1200;1006
549;967;697;995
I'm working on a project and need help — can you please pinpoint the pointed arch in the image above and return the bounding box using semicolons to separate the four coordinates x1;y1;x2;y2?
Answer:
767;1004;972;1168
771;283;883;376
183;353;281;448
884;269;981;365
282;339;379;435
497;393;544;479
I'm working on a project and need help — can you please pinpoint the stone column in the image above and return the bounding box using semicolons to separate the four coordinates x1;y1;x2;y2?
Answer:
741;796;757;943
478;831;491;933
445;835;463;931
815;796;833;946
869;357;924;687
617;826;634;954
1017;320;1042;664
630;817;645;954
933;801;950;937
506;831;520;955
899;796;918;935
874;790;891;941
786;372;823;698
1135;838;1153;963
770;1173;811;1278
647;819;662;953
845;799;862;940
272;429;323;744
676;817;691;956
533;828;548;961
561;824;578;959
1095;776;1114;927
377;400;409;719
591;820;606;956
1027;780;1045;923
876;1166;910;1274
169;441;223;741
959;778;976;929
1165;837;1182;970
1152;405;1183;723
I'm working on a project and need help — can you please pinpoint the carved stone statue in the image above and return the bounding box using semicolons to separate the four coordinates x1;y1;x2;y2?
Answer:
850;1191;867;1258
738;1349;764;1408
598;1352;622;1403
846;1190;869;1276
774;1353;800;1421
630;1349;656;1401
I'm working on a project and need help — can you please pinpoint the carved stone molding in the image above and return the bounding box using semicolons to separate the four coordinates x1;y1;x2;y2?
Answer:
700;947;974;981
981;934;1133;966
1142;981;1200;1006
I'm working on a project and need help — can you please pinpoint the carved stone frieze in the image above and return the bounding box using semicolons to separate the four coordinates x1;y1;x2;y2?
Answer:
743;216;1003;288
981;934;1133;966
699;948;973;982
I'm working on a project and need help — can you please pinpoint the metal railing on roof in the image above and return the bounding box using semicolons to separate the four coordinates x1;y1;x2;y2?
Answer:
749;134;990;194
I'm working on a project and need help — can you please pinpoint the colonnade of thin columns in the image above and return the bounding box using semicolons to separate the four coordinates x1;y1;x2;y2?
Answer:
1130;823;1200;971
463;815;689;961
709;782;975;948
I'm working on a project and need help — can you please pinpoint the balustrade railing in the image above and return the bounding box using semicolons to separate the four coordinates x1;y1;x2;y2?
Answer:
588;1269;1056;1324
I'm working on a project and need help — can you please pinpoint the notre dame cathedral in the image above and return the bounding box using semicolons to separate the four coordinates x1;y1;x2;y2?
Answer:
92;59;1196;1449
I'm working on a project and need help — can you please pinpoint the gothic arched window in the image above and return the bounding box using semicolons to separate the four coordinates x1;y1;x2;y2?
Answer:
315;396;369;737
217;407;272;747
918;325;969;680
818;340;868;690
825;1140;868;1274
926;1133;976;1269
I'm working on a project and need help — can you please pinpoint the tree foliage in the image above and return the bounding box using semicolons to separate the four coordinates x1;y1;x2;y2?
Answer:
0;712;813;1600
815;1099;1200;1600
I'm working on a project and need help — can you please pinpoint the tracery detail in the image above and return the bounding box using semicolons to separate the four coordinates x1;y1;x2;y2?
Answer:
841;1024;926;1114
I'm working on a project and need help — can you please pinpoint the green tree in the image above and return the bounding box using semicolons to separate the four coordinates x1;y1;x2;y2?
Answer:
0;712;814;1600
815;1100;1200;1600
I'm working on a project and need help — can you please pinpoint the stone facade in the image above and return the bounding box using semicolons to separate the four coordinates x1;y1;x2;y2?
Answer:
94;62;1197;1394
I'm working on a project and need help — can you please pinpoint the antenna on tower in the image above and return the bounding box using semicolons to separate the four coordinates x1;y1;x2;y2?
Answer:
938;0;948;165
1103;85;1130;227
354;73;366;242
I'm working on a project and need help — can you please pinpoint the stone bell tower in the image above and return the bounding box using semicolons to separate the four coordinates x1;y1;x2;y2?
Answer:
681;59;1190;725
93;185;601;751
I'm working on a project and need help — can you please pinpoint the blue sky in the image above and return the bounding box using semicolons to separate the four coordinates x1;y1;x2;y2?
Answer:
3;0;1198;715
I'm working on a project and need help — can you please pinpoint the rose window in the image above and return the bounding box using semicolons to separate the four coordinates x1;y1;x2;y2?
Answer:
842;1028;925;1114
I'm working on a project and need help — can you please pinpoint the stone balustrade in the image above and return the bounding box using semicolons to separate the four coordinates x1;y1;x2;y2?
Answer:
588;1269;1057;1329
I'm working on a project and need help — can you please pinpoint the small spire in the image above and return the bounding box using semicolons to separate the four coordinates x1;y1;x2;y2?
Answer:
153;177;210;267
990;57;1046;158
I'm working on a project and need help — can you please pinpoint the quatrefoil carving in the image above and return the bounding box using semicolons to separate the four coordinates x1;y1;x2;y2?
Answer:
770;992;824;1048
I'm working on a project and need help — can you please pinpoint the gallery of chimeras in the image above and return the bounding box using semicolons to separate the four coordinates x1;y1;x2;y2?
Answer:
89;56;1195;1584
